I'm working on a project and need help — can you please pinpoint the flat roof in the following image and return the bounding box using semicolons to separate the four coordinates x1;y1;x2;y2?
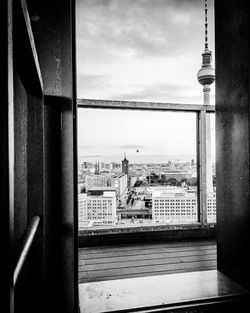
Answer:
152;189;196;198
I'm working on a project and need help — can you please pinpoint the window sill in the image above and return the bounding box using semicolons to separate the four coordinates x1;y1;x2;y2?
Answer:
79;270;250;313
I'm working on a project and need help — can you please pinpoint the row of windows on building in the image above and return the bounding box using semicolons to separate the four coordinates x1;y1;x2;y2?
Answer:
154;200;196;203
152;196;216;222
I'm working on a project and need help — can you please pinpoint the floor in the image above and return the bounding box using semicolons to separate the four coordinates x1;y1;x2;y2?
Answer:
78;239;217;283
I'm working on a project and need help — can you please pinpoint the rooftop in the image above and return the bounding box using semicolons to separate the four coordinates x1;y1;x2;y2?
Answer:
152;188;195;198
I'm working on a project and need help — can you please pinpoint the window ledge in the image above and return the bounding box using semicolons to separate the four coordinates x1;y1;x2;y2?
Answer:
78;223;216;247
79;270;250;313
79;223;215;236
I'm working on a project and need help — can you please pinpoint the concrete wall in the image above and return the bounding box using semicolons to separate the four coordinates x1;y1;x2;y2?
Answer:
215;0;250;288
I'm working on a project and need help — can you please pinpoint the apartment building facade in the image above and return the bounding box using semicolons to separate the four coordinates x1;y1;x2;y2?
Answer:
152;189;216;223
78;191;117;225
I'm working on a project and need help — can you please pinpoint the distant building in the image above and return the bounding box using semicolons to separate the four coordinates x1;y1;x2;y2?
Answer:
85;174;108;191
104;163;112;170
116;173;128;205
78;161;93;171
152;188;216;223
122;156;129;175
87;186;116;196
163;171;192;180
85;173;128;206
78;190;117;225
130;176;137;187
94;161;100;174
86;172;127;195
78;183;85;194
152;189;197;223
111;162;120;169
207;192;216;223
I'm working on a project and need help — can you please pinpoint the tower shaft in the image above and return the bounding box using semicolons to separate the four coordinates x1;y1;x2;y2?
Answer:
203;85;210;105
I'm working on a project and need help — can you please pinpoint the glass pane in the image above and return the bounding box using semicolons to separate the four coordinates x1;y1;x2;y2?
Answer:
78;109;198;229
207;113;216;223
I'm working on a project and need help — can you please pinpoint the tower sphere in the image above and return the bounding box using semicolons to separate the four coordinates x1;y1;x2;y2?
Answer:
197;49;215;86
197;66;215;86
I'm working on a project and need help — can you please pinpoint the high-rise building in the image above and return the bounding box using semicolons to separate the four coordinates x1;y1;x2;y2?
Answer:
116;173;128;204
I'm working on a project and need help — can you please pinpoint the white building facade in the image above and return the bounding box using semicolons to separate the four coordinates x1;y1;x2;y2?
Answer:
207;192;216;223
78;191;117;225
116;173;128;204
152;188;216;223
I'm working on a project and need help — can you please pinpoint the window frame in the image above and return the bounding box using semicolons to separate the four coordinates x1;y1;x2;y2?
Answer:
77;99;215;240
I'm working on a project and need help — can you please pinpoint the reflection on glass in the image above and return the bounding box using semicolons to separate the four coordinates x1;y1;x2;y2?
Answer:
78;109;198;229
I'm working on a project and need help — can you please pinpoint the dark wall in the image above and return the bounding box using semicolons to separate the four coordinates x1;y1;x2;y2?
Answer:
13;71;29;313
28;1;78;312
14;72;28;251
215;0;250;288
2;1;77;312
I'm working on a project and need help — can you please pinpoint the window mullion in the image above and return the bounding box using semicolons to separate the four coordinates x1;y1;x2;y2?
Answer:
198;110;208;225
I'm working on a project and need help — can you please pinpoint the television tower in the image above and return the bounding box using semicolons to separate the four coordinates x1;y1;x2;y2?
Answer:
197;0;215;194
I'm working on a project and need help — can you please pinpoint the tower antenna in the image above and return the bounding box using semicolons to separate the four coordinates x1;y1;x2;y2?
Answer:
205;0;208;49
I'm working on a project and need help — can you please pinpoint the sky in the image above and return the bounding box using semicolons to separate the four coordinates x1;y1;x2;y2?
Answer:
76;0;215;162
78;109;198;162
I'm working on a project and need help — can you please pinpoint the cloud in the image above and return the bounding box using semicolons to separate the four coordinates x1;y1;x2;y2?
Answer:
76;0;215;102
77;74;109;89
78;145;97;148
119;144;147;149
77;0;214;58
79;155;102;158
110;83;190;102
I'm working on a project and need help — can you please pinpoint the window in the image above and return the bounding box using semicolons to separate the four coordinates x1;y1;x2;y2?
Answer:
77;104;216;231
77;0;216;233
